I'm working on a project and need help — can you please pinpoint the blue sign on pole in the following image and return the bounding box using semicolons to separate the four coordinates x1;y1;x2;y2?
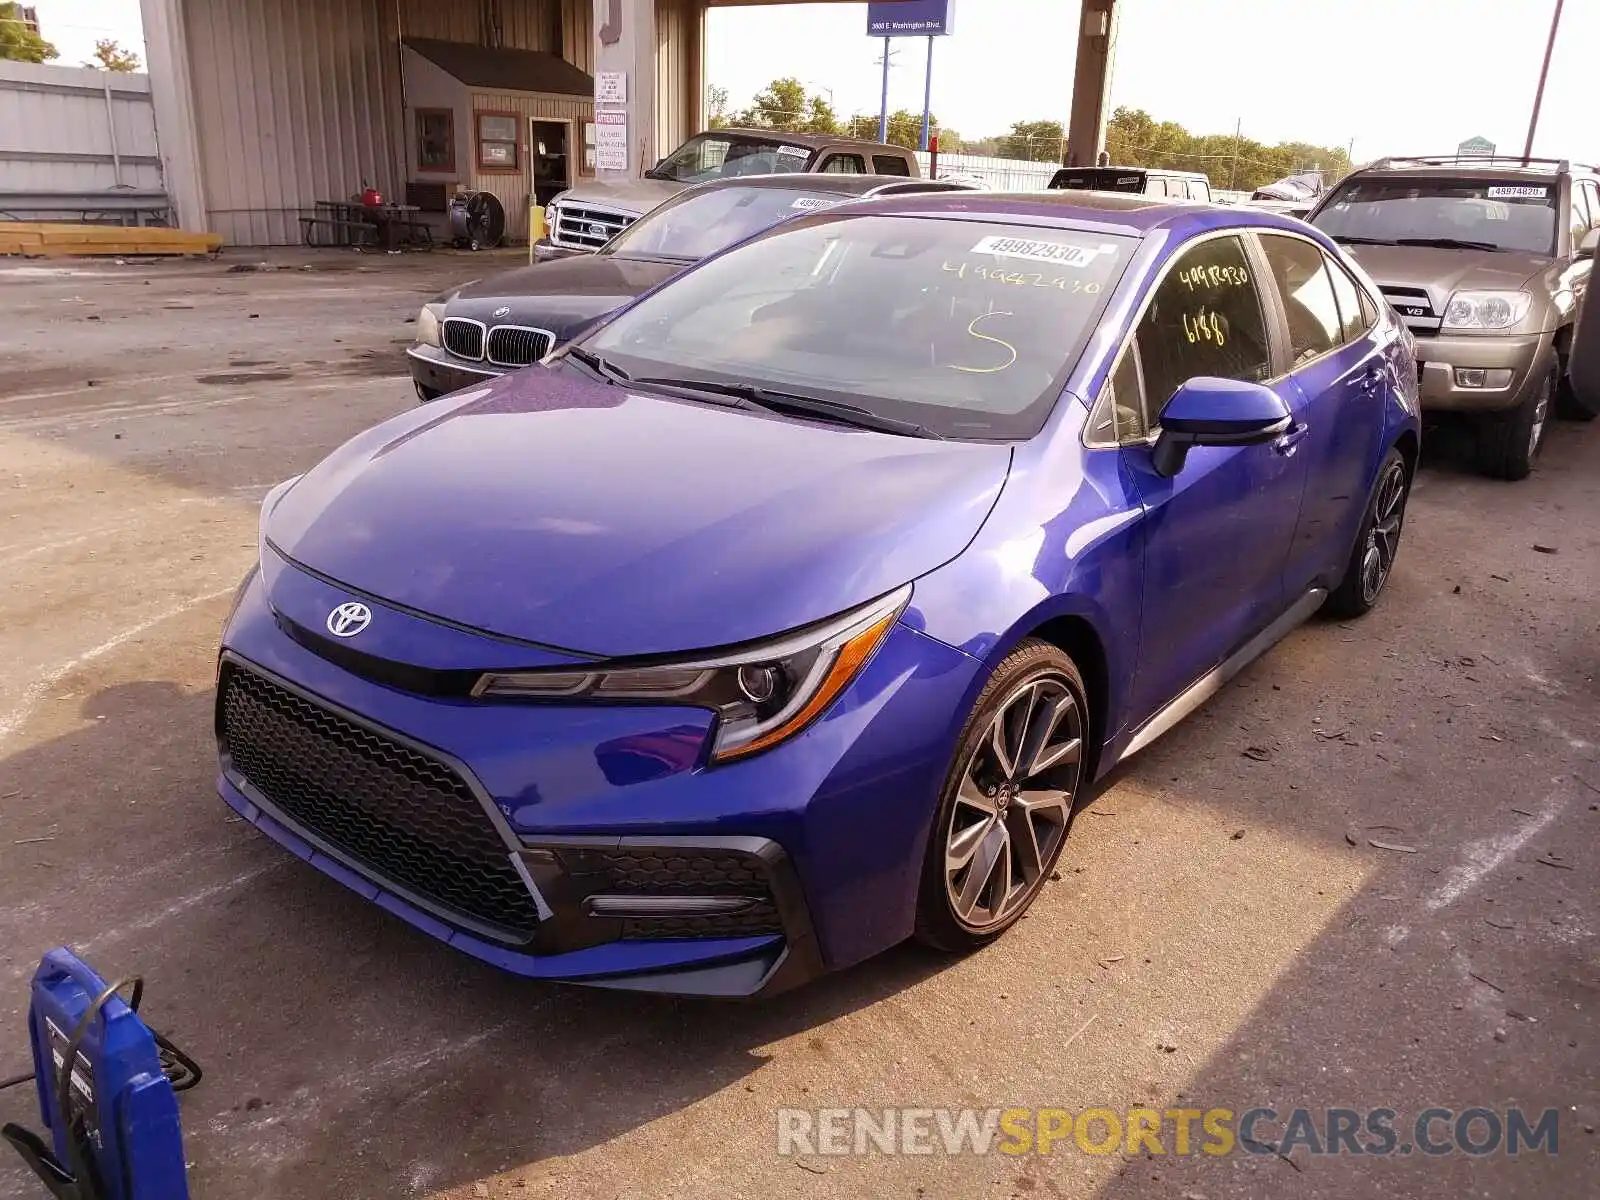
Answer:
867;0;954;37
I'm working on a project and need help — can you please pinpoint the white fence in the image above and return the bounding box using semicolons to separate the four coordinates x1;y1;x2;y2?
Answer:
916;150;1058;191
0;59;166;219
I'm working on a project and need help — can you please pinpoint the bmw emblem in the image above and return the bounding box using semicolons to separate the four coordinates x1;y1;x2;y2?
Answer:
492;305;512;319
326;601;372;638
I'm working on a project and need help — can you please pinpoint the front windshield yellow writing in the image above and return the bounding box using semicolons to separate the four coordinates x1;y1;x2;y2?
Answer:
941;261;1101;294
951;311;1019;375
1178;264;1249;291
1182;307;1227;346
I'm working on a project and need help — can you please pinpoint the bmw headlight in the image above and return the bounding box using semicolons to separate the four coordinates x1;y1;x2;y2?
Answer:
415;302;446;347
1442;290;1531;332
474;585;911;763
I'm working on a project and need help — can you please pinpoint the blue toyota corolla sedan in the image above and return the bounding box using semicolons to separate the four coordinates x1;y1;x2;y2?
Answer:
216;191;1419;998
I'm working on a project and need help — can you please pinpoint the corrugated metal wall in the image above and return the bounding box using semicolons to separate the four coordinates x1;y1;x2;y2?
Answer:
653;0;702;159
0;60;163;195
466;90;592;240
182;0;564;245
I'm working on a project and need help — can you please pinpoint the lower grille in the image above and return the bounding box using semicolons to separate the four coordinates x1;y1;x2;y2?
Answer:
443;317;485;360
219;663;542;941
556;846;784;939
486;325;553;367
1380;286;1441;337
551;202;635;251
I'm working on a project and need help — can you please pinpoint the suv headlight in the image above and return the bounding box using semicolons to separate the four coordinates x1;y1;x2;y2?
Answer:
415;302;445;347
1442;290;1532;332
474;585;910;763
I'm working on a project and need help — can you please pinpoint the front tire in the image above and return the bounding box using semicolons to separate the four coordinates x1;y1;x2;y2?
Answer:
1323;447;1410;619
914;640;1089;953
1477;370;1553;479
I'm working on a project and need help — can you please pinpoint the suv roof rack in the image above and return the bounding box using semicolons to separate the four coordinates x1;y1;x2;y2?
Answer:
1363;154;1596;174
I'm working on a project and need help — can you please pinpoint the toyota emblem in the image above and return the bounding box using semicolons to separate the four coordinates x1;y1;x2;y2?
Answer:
326;601;372;638
588;223;608;240
492;305;512;319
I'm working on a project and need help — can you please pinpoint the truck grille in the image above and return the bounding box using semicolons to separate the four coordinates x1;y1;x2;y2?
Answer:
442;317;485;360
218;662;542;942
550;201;636;252
486;325;554;367
1379;286;1442;337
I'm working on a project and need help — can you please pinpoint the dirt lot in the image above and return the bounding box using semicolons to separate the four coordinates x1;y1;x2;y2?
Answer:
0;250;1595;1200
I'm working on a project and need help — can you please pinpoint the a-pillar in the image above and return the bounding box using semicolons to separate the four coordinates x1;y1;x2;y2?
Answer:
1065;0;1119;168
139;0;206;230
593;0;658;179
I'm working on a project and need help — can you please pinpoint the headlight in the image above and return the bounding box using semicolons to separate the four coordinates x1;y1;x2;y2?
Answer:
545;203;560;230
1442;290;1531;332
474;585;910;762
415;302;445;347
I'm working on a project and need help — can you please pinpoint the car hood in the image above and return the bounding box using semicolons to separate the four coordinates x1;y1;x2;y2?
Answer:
265;367;1012;657
555;178;686;217
1339;243;1554;311
444;255;683;340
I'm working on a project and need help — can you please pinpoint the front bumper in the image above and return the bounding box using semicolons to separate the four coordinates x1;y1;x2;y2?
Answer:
532;238;588;263
407;344;504;400
1415;330;1557;413
215;557;981;996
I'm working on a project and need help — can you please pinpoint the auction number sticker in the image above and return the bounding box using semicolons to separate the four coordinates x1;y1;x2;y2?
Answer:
1486;186;1547;199
790;197;835;211
776;145;810;159
971;236;1117;267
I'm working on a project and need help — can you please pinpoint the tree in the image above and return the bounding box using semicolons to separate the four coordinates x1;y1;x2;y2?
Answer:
1102;106;1352;193
846;109;937;151
706;85;731;130
730;78;840;136
0;2;58;63
997;120;1065;163
87;39;142;71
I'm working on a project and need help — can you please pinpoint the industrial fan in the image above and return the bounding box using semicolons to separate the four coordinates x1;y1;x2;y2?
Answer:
448;191;507;250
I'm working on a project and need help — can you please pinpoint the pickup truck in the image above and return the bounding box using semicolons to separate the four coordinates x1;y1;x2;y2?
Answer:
535;128;921;261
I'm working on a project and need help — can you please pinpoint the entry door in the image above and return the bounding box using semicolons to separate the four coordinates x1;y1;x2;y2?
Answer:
1120;234;1310;727
530;119;571;208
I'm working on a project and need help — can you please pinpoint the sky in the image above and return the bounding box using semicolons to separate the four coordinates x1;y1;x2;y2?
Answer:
35;0;1599;163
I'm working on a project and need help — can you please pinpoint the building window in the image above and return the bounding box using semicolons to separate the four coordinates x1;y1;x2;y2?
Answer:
476;112;520;171
416;109;455;173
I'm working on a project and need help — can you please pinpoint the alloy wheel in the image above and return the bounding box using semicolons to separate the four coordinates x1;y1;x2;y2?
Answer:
944;672;1083;931
1360;459;1408;603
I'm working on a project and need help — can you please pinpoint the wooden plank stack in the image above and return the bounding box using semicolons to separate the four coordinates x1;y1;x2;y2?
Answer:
0;223;224;258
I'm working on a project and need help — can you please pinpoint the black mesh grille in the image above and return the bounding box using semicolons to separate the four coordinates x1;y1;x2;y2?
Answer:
219;663;541;940
557;847;783;939
486;326;553;367
443;318;484;360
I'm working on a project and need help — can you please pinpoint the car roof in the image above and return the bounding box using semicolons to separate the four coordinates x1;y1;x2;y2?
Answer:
1053;164;1209;180
681;174;963;198
714;127;908;154
1348;155;1598;181
816;188;1325;240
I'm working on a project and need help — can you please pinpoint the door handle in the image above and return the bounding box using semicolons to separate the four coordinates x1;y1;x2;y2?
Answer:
1273;422;1310;456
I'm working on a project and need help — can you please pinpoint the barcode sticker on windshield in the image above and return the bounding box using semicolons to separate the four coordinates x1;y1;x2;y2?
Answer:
790;197;835;211
776;145;810;159
1486;185;1547;199
971;236;1118;267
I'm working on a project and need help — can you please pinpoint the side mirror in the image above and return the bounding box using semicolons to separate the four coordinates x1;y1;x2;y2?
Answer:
1577;228;1599;260
1151;378;1293;477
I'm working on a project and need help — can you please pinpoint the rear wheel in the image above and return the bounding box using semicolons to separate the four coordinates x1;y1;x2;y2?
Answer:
1323;447;1410;619
1477;370;1553;479
914;640;1088;953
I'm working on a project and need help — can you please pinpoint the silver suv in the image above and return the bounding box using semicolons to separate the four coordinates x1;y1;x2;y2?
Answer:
1307;154;1600;479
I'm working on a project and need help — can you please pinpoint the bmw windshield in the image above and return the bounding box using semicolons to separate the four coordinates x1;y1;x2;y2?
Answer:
1313;178;1558;256
582;214;1133;439
645;133;815;183
605;185;842;261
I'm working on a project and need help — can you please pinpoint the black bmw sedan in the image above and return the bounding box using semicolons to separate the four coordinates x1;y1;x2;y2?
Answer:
407;173;974;401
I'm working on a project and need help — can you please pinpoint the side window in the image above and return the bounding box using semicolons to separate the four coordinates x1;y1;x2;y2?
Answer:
1189;179;1212;203
1569;182;1589;248
1088;338;1149;445
1259;233;1341;364
872;154;911;177
1325;256;1370;343
819;154;865;175
1139;235;1272;415
1582;181;1600;228
1145;177;1169;198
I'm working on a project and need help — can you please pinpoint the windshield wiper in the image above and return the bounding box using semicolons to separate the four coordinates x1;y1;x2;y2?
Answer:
1331;235;1398;246
1394;237;1502;252
634;376;945;439
562;346;632;385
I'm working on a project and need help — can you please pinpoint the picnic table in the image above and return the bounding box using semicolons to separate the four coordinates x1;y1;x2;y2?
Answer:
300;200;432;250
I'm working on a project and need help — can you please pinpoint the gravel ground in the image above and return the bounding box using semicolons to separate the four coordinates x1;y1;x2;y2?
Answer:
0;250;1594;1200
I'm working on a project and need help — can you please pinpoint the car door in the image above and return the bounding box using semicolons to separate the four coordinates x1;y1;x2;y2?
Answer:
1256;231;1392;595
1113;232;1311;728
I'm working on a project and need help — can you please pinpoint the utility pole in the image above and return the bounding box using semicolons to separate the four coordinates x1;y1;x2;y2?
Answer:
1229;117;1241;192
876;40;897;143
1523;0;1564;161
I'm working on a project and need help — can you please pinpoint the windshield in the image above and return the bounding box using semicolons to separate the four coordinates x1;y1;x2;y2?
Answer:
606;186;843;261
648;133;814;184
584;214;1133;439
1312;178;1557;255
1050;169;1145;193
